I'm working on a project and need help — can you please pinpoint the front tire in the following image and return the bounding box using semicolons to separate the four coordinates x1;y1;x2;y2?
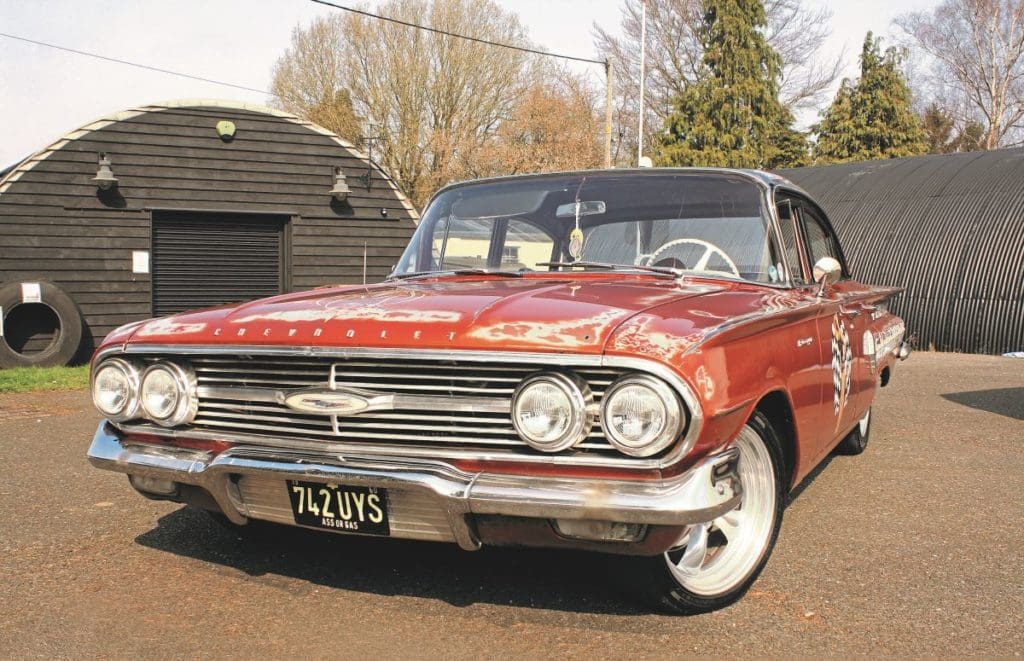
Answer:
619;411;785;614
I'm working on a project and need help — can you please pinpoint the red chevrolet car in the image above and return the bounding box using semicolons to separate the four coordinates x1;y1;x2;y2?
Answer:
87;169;908;613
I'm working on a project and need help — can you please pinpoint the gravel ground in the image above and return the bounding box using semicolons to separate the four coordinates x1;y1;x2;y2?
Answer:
0;351;1021;658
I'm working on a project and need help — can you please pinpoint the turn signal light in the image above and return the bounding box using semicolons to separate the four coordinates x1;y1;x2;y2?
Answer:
552;518;646;542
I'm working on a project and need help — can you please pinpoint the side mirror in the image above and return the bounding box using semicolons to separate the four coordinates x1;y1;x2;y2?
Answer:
813;257;841;297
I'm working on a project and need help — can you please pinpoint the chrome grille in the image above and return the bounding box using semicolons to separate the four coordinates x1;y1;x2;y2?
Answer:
179;355;626;456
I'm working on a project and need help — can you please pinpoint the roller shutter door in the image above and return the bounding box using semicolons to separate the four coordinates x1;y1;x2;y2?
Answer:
152;211;286;316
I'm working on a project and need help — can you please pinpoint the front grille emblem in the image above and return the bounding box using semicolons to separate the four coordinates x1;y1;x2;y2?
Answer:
278;363;402;435
283;390;372;415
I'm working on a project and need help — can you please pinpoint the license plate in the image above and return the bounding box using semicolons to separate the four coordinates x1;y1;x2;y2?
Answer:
285;481;390;536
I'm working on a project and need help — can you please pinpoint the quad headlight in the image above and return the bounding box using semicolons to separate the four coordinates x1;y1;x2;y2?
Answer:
511;372;593;452
91;357;196;427
140;362;198;427
600;375;684;457
511;370;687;457
91;358;141;421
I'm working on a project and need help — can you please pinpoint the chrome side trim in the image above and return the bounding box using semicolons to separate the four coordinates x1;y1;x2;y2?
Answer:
95;344;704;469
87;422;740;550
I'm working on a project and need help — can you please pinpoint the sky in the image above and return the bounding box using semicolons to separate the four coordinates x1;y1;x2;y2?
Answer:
0;0;939;169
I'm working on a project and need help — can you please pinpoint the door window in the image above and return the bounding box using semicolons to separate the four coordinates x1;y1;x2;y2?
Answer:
775;198;806;284
800;205;839;267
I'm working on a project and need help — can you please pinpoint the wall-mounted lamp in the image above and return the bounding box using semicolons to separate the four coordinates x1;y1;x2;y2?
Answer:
330;166;352;202
92;153;118;191
216;120;237;142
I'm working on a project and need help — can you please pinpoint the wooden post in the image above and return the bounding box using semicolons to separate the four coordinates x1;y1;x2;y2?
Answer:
604;58;614;169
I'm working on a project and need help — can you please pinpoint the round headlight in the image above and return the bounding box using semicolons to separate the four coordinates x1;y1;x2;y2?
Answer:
512;373;592;452
92;358;140;420
601;375;684;457
140;362;197;427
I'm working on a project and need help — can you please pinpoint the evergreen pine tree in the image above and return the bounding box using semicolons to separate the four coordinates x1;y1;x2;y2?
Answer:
921;103;986;154
814;33;927;162
921;102;955;153
655;0;808;168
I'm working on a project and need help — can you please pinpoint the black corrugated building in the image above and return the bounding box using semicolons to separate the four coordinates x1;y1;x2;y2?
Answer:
0;100;418;368
783;150;1024;355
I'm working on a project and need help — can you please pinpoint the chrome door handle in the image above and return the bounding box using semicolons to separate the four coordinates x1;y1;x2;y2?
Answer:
840;306;861;317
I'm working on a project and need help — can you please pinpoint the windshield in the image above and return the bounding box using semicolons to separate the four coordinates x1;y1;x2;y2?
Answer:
393;172;785;284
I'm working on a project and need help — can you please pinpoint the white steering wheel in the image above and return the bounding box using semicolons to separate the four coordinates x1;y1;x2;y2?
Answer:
648;238;740;277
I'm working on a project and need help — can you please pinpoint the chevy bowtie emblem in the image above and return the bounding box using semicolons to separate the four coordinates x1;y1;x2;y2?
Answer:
283;389;372;415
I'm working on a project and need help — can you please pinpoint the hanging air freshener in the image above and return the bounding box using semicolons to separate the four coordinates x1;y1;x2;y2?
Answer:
569;178;586;261
569;227;584;261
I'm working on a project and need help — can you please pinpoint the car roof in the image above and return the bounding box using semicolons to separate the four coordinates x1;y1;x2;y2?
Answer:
432;166;812;199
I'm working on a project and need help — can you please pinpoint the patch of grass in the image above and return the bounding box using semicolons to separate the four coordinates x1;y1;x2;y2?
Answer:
0;365;90;394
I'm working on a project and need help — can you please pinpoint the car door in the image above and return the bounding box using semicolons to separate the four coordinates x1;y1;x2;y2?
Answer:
773;195;838;471
796;200;872;448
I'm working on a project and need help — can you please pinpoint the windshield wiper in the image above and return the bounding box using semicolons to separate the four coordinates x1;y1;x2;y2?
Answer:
537;261;682;278
388;268;526;281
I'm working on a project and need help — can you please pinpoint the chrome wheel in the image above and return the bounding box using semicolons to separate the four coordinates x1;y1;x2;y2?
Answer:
665;425;778;597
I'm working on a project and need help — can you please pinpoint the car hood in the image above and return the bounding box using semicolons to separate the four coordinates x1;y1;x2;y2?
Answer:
124;276;723;354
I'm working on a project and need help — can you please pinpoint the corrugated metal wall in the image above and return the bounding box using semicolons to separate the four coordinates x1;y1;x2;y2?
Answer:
783;150;1024;354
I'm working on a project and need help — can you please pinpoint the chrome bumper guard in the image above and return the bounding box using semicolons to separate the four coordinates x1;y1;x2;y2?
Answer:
87;422;741;551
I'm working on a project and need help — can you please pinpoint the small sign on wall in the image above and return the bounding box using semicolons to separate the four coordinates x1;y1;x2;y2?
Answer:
21;282;41;303
132;251;150;274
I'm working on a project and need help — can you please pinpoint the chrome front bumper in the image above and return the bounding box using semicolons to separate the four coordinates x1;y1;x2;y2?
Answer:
87;422;741;553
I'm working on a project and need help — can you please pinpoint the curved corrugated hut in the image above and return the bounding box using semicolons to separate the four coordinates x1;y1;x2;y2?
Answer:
0;100;418;367
783;150;1024;355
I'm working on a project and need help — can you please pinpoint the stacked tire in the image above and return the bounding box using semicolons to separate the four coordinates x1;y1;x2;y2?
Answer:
0;280;84;368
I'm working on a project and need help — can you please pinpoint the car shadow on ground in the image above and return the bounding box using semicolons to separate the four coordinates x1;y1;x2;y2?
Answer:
134;506;649;615
941;387;1024;421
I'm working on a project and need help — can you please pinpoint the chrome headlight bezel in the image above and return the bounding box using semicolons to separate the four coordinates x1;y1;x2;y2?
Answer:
600;374;685;457
91;357;142;422
139;361;198;427
511;372;593;452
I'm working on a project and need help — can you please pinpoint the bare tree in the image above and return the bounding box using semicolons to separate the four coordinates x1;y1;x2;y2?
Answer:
271;18;365;146
764;0;844;111
271;0;536;206
593;0;840;165
897;0;1024;149
467;68;604;178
